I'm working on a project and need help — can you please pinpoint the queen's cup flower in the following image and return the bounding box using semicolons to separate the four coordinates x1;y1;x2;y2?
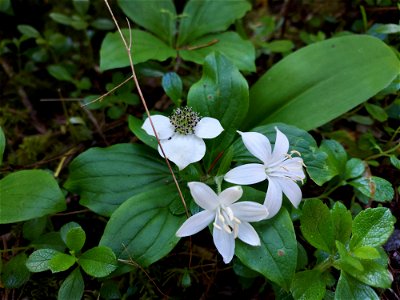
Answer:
142;107;223;170
176;182;269;264
224;128;305;218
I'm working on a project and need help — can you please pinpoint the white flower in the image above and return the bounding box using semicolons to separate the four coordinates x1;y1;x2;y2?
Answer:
176;182;269;264
142;107;223;170
224;127;305;218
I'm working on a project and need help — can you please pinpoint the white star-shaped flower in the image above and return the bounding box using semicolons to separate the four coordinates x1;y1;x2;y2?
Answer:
224;128;305;218
142;107;223;170
176;182;269;264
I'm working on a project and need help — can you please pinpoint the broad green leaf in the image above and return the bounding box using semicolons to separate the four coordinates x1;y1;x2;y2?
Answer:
26;249;59;272
344;158;365;180
188;52;249;168
349;176;394;202
331;202;352;244
162;72;183;104
0;126;6;165
177;0;251;46
290;270;326;300
100;185;186;267
236;208;297;290
47;64;74;82
1;253;30;288
48;253;76;273
49;12;73;26
118;0;176;45
179;32;256;72
64;143;172;216
335;272;379;300
79;246;117;277
128;115;158;150
58;268;84;300
300;199;335;253
99;29;176;71
17;24;40;38
245;35;400;130
0;170;66;224
353;246;381;260
60;222;86;252
350;207;395;250
365;103;388;122
319;139;347;179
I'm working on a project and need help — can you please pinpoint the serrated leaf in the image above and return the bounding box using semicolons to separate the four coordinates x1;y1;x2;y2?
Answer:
344;158;365;180
349;176;394;202
58;268;84;300
300;199;335;253
64;143;172;216
26;249;59;272
1;253;30;288
335;272;379;300
60;222;86;252
236;208;297;290
290;270;326;300
331;202;352;244
79;246;117;277
48;253;76;273
0;170;66;224
100;185;186;267
350;207;395;249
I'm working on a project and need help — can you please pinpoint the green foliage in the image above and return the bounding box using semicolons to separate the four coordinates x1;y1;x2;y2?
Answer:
1;253;30;288
162;72;183;106
60;222;86;252
78;246;117;277
58;268;84;300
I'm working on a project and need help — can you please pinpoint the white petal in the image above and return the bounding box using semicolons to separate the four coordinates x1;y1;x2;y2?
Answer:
238;131;272;164
213;222;235;264
176;210;215;237
188;182;219;211
264;179;283;218
275;177;303;208
237;222;261;246
271;127;289;162
224;164;266;185
195;117;224;139
158;134;205;170
142;115;174;139
219;186;243;206
230;202;269;222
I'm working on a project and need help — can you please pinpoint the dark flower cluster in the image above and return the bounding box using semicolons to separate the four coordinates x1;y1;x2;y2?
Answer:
169;107;201;135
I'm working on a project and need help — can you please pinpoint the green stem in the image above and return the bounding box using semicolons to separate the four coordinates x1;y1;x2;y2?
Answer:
314;256;334;273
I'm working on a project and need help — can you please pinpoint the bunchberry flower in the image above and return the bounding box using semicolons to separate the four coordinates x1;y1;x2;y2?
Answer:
224;128;305;218
142;107;223;170
176;182;269;264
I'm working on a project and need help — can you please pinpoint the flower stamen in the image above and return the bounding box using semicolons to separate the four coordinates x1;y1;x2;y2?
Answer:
169;107;201;135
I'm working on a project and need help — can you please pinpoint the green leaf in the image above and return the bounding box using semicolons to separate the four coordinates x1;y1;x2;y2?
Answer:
349;176;394;202
331;202;352;244
1;253;30;288
128;115;158;150
365;103;388;122
187;52;249;168
73;0;89;15
60;222;86;252
117;0;176;45
48;253;76;273
0;170;66;224
236;208;297;290
177;0;251;46
344;158;365;180
23;217;47;241
79;246;117;277
58;268;84;300
100;185;186;267
335;272;379;300
26;249;59;272
49;12;73;26
91;18;115;31
0;126;6;165
290;270;326;300
319;139;347;179
389;155;400;170
47;64;74;82
64;143;172;216
350;207;395;249
179;31;256;72
263;40;294;53
17;24;40;38
300;199;335;253
31;232;66;252
353;246;381;260
99;29;176;71
245;35;400;130
336;241;364;272
162;72;183;104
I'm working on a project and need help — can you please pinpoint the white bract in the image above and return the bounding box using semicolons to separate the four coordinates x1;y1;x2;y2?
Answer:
176;182;269;264
224;128;305;218
142;107;223;170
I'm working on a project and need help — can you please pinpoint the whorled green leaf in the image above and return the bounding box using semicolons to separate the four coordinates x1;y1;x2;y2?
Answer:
344;158;365;180
48;253;76;273
1;253;30;289
177;0;251;46
331;202;352;244
60;222;86;252
290;270;326;300
117;0;176;46
350;207;396;250
319;139;347;179
0;126;6;166
245;35;400;130
79;246;117;278
236;208;297;290
349;176;394;202
64;143;172;216
58;268;84;300
300;199;335;253
26;248;59;272
232;123;328;186
335;272;379;300
0;170;66;224
188;52;249;169
100;185;186;267
99;29;176;71
179;32;256;72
